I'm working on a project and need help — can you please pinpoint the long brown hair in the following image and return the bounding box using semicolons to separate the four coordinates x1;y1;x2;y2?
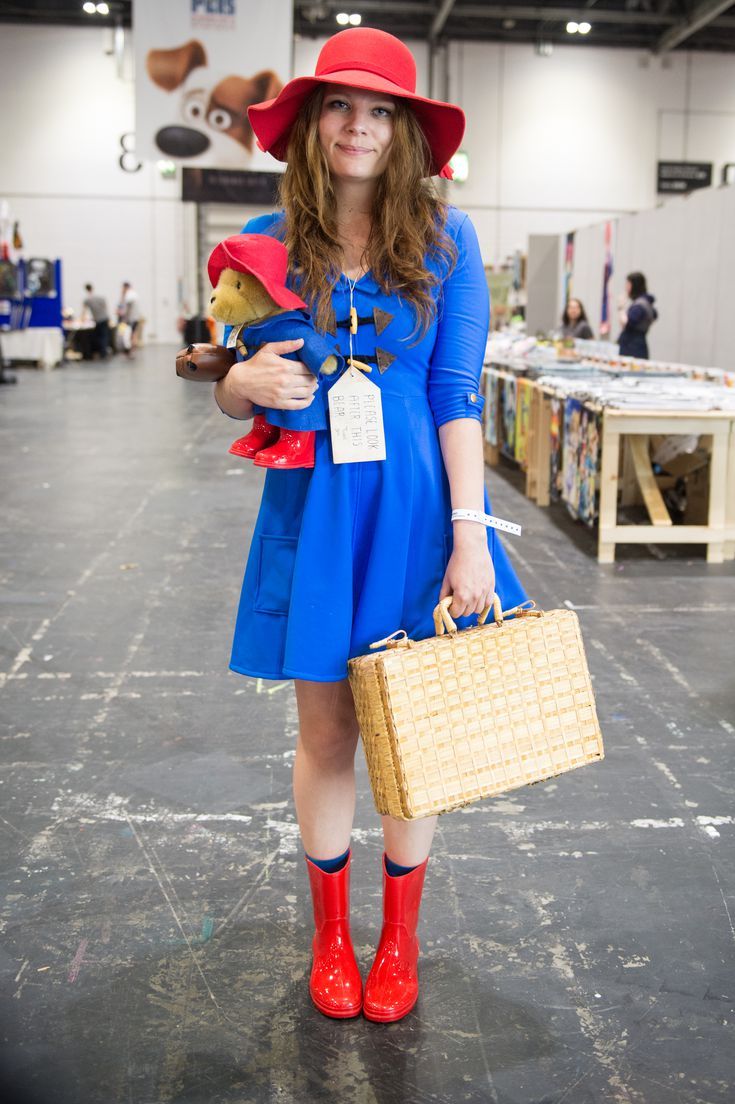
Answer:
277;87;458;337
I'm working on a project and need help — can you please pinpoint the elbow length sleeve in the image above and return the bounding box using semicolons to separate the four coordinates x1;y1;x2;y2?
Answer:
427;214;489;429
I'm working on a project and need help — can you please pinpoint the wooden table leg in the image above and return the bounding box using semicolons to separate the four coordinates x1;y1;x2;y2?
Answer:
706;426;728;564
725;420;735;561
598;418;620;563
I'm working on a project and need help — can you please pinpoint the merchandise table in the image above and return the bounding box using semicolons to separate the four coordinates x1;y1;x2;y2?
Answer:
0;327;64;369
596;407;733;564
482;363;735;564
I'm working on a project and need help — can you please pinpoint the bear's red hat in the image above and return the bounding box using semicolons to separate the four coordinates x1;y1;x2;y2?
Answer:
207;234;306;311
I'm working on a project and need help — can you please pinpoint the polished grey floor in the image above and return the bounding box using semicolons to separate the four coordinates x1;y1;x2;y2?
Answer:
1;346;734;1104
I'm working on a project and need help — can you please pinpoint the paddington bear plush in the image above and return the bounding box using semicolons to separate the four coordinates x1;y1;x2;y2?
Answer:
176;233;343;469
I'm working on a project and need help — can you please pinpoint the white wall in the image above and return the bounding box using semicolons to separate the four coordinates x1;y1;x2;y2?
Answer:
0;24;194;342
444;40;735;264
1;24;734;342
566;183;735;369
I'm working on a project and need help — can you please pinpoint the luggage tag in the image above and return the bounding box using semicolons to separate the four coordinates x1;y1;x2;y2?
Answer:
328;361;386;464
328;277;386;463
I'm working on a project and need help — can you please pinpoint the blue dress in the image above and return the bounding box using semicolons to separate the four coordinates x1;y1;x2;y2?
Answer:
236;311;342;432
228;207;527;682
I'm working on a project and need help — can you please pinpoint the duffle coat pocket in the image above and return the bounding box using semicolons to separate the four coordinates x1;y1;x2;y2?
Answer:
253;534;299;616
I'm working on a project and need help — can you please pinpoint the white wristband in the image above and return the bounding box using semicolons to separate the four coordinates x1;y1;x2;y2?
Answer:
451;508;522;536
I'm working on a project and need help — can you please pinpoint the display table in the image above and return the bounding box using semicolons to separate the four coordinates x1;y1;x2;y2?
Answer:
1;327;64;369
597;408;733;564
482;362;735;564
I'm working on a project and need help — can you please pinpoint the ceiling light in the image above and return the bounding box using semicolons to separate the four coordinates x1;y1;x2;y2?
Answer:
83;2;96;12
336;12;350;24
96;2;109;12
348;13;361;25
578;22;591;34
566;21;579;34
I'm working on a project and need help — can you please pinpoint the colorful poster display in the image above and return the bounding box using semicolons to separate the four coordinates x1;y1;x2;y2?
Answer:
562;399;600;526
514;378;533;468
133;0;292;170
484;372;499;447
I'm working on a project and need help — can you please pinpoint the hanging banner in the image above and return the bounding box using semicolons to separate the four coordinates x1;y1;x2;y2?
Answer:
600;221;614;337
133;0;292;170
563;231;575;306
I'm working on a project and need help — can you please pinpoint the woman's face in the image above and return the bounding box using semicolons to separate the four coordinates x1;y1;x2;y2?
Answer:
318;84;395;184
626;279;632;298
567;299;581;321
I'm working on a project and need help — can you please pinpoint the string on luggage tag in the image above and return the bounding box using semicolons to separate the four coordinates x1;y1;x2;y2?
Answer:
345;276;371;375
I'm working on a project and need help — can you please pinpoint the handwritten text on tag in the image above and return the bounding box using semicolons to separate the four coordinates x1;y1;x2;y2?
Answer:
328;367;386;464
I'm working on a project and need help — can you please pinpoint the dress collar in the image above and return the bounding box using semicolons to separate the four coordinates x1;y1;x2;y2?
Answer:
334;271;381;297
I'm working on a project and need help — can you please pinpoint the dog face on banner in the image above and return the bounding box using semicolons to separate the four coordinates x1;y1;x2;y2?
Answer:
145;39;282;167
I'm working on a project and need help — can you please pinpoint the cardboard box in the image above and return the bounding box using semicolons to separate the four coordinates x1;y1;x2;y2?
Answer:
683;464;710;525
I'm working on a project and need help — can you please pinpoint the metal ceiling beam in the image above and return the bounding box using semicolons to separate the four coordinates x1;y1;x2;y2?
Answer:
430;0;457;39
451;5;675;24
302;1;735;35
313;2;680;25
656;0;735;52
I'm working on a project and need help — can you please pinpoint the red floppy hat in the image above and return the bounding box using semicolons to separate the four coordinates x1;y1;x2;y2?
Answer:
207;234;306;311
247;27;465;179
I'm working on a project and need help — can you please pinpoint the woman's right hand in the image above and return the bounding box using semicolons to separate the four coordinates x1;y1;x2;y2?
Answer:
214;338;318;419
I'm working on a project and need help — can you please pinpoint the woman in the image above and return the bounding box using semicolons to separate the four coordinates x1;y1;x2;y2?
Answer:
214;28;526;1023
618;271;657;359
560;297;594;340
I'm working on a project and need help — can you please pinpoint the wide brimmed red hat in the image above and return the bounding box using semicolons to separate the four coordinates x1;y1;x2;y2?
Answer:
247;28;464;179
207;234;306;311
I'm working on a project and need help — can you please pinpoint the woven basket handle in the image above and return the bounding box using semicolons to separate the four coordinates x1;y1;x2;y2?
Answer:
433;594;501;636
432;596;539;636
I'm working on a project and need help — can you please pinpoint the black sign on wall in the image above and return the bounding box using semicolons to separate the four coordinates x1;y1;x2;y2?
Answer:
657;161;713;195
182;168;282;205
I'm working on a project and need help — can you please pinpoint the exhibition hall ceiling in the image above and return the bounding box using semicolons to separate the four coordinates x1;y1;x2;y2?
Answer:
1;0;735;53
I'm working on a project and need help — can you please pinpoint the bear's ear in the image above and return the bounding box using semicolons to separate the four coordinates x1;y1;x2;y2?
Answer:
146;40;207;92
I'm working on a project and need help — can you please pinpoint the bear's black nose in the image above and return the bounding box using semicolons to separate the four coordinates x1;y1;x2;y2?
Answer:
155;126;210;158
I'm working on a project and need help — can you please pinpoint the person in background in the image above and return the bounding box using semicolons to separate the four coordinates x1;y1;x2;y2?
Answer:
117;281;141;357
82;283;110;359
618;272;657;359
561;298;594;340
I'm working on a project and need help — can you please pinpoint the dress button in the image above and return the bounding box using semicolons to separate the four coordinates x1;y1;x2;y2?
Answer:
469;393;476;403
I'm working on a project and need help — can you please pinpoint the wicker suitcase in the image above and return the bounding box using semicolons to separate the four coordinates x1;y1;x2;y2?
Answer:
348;597;604;820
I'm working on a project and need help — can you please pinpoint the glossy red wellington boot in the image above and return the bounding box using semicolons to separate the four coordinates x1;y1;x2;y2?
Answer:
363;854;429;1023
305;851;363;1018
228;414;280;459
253;429;315;469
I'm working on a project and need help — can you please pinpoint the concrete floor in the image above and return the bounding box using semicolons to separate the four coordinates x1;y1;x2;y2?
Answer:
1;346;734;1104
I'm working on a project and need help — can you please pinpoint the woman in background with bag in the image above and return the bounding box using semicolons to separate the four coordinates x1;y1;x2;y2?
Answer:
214;28;526;1023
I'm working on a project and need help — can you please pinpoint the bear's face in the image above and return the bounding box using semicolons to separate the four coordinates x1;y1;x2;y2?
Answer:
209;269;279;327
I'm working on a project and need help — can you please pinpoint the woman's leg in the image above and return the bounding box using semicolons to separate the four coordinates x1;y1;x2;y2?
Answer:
381;813;438;866
293;678;363;1017
293;678;360;858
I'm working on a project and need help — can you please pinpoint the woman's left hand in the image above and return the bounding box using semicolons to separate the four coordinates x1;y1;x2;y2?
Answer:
439;529;496;620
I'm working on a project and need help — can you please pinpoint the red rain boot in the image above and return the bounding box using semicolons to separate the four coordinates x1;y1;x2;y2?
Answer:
362;854;429;1023
305;851;363;1018
253;429;315;469
228;414;280;459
